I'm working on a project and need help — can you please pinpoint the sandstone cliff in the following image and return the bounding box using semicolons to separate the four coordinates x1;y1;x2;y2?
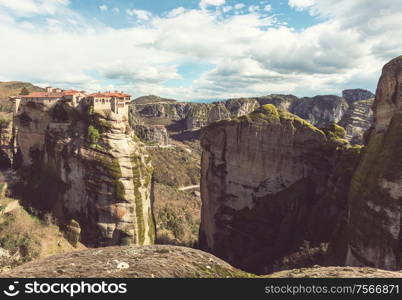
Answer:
342;89;375;105
290;95;349;127
330;56;402;270
133;124;169;146
14;100;155;247
0;115;15;169
338;98;374;145
199;104;360;273
131;93;371;145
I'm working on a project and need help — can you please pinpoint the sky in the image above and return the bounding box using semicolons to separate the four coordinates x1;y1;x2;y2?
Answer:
0;0;401;101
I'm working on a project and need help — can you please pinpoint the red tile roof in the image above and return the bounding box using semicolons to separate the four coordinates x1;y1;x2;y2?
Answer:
20;89;130;99
21;92;63;99
21;90;85;99
89;92;131;98
62;90;83;96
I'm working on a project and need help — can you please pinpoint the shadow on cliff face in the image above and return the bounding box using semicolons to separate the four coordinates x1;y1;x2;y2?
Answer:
170;129;201;142
165;119;188;133
0;149;11;170
200;177;332;274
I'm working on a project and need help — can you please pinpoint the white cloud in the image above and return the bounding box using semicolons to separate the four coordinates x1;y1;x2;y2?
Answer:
248;5;260;13
126;9;152;20
264;4;272;12
222;6;233;13
288;0;315;11
0;0;69;15
113;7;120;13
0;0;400;100
199;0;225;9
168;7;187;17
99;5;108;12
234;3;246;10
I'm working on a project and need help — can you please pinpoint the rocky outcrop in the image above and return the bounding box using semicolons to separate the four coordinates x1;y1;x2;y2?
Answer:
185;103;214;130
290;95;349;127
14;100;155;247
342;89;375;105
206;99;259;125
0;117;15;168
338;98;374;144
3;244;402;278
255;94;298;110
132;102;190;121
330;56;402;270
199;104;360;273
267;266;402;278
133;124;169;146
132;93;374;146
0;245;250;278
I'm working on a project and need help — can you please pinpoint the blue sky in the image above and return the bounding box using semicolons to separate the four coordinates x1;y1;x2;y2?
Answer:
70;0;319;30
0;0;401;100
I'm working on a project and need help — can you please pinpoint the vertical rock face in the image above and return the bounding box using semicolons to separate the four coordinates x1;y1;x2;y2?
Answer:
332;56;402;270
207;99;259;125
342;89;375;105
185;103;214;130
338;98;374;145
256;94;298;111
132;102;190;121
290;95;349;127
133;124;169;146
14;101;155;247
199;105;359;273
0;118;15;168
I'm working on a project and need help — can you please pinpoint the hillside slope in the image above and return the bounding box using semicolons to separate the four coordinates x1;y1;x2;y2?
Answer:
0;81;43;100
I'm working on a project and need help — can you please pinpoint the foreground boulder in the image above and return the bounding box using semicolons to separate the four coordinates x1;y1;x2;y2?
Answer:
0;245;250;278
330;56;402;270
199;104;360;274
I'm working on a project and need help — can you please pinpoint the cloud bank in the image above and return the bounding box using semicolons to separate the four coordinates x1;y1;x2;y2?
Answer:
0;0;400;100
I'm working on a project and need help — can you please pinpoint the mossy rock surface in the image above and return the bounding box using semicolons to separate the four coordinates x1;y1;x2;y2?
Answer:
65;219;81;247
339;112;402;268
0;245;253;278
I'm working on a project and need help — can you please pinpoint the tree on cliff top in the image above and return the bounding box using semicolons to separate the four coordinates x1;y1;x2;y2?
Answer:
20;87;29;95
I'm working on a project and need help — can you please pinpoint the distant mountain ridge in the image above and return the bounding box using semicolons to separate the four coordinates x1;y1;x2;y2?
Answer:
133;95;178;105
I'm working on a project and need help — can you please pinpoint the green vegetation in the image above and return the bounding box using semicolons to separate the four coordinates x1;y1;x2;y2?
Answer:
158;206;185;240
347;112;402;245
64;219;81;247
322;122;349;147
206;104;324;137
0;208;42;262
192;262;256;278
85;106;115;149
0;114;12;129
131;155;153;245
51;102;77;122
20;87;30;95
148;146;200;187
87;125;100;146
148;208;156;243
153;183;200;247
